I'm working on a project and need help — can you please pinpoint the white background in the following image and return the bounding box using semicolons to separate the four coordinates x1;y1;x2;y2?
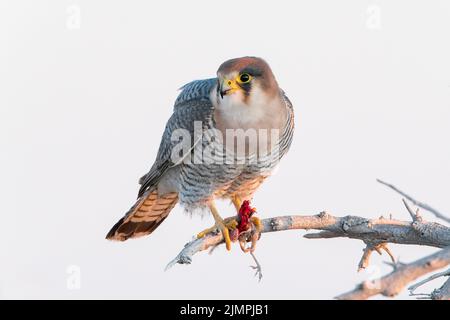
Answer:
1;0;449;299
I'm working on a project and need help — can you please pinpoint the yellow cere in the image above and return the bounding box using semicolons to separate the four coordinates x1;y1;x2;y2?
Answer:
224;78;240;91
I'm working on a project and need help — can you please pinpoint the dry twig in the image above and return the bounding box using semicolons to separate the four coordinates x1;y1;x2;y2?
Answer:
378;179;450;224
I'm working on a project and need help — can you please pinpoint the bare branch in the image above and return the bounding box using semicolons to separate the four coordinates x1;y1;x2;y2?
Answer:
166;212;450;270
402;199;422;222
377;179;450;224
358;244;377;272
336;247;450;300
384;259;405;270
431;277;450;300
382;245;397;265
164;184;450;300
408;268;450;295
358;242;396;272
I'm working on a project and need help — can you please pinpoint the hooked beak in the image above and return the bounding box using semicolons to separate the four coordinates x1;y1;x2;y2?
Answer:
219;78;240;98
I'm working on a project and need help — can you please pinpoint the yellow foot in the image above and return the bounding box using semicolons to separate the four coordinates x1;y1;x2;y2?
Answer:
196;218;238;251
196;201;238;251
224;216;239;229
196;218;238;239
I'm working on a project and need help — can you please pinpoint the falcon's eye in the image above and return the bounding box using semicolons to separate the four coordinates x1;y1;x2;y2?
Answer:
238;73;252;84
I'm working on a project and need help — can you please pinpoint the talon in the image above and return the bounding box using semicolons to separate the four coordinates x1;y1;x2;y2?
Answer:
250;216;263;233
197;226;216;239
196;200;260;252
224;217;238;230
196;202;240;251
222;226;232;251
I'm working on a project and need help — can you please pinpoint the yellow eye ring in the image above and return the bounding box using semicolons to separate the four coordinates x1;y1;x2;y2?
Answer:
237;73;252;84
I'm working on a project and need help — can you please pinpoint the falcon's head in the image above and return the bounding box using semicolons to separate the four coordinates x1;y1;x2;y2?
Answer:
215;57;280;109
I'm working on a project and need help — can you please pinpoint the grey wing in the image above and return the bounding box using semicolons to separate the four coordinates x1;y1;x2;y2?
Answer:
138;78;217;198
174;78;217;107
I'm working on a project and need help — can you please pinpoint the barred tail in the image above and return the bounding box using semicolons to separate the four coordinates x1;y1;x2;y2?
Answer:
106;191;178;241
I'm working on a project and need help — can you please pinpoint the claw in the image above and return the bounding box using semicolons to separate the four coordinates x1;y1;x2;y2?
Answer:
221;225;232;251
251;216;263;233
196;200;261;252
197;220;236;251
197;226;216;239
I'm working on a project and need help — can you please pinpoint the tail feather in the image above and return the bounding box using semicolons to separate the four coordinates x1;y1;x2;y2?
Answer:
106;191;178;241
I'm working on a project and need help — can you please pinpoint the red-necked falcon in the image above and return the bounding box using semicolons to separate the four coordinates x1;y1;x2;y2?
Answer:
106;57;294;251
